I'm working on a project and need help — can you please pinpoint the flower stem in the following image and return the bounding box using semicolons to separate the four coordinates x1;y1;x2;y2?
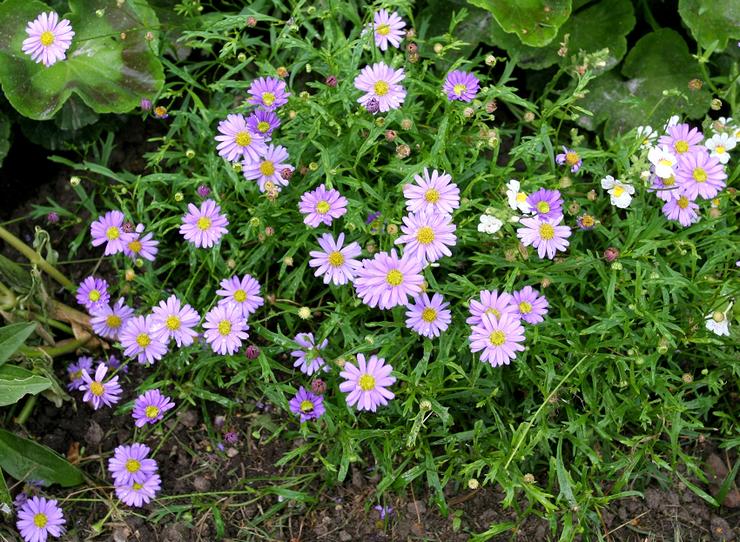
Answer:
0;227;74;290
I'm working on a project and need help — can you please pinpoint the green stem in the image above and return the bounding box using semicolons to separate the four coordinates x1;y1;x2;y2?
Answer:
0;227;74;290
20;336;93;358
15;395;37;425
13;310;73;334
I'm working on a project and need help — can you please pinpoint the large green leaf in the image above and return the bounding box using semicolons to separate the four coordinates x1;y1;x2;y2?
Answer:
0;111;9;168
0;322;37;367
468;0;571;47
0;0;164;120
0;429;84;487
0;469;10;511
679;0;740;51
0;365;52;406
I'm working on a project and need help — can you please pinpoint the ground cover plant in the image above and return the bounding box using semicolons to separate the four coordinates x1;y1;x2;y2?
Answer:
0;0;738;540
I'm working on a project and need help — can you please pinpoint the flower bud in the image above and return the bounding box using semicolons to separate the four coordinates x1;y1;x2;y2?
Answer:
433;43;443;54
386;224;398;235
197;185;210;198
308;162;319;171
523;111;535;122
70;176;81;187
325;75;337;87
46;212;59;224
249;217;260;227
298;307;312;320
311;379;327;395
419;399;432;411
406;43;417;54
124;268;135;281
688;78;703;91
384;129;396;142
280;168;294;180
245;345;260;359
395;144;411;159
265;226;275;237
603;247;620;262
405;28;416;39
283;256;293;267
485;54;496;66
400;118;413;130
226;258;236;269
587;189;597;201
682;373;693;384
145;31;154;41
467;479;480;490
139;98;152;111
237;52;247;62
174;192;184;202
523;473;535;484
289;110;297;120
246;16;257;27
485;101;497;114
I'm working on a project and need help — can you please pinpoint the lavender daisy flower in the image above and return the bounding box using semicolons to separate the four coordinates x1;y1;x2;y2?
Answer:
13;492;28;510
290;333;329;375
354;62;406;113
675;150;727;200
354;249;424;309
115;473;161;507
403;168;460;216
339;353;396;412
76;276;110;311
405;293;451;338
90;298;134;340
511;286;549;324
516;216;572;260
443;70;480;102
16;496;65;542
108;443;158;486
662;193;700;227
180;199;229;248
298;184;348;228
150;295;200;347
80;363;122;409
469;313;526;367
90;210;126;255
576;214;596;230
248;76;290;110
288;386;326;422
526;188;564;220
649;174;680;202
122;224;158;262
203;304;249;355
555;146;582;172
658;123;703;155
132;389;175;427
66;356;93;391
242;144;293;192
309;232;363;285
22;12;74;67
247;110;280;139
372;9;405;51
119;315;168;364
374;505;393;520
466;290;517;327
106;354;128;374
216;275;264;319
215;114;267;162
395;210;457;264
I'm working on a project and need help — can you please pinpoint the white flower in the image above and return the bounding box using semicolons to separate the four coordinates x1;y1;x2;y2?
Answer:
664;115;680;129
648;145;677;178
717;117;733;127
600;175;635;209
636;125;657;148
704;133;736;165
705;311;730;337
505;179;530;212
478;215;503;234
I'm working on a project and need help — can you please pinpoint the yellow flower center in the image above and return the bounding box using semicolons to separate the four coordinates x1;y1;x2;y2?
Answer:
658;159;673;167
376;23;391;36
196;216;212;231
374;81;389;96
300;399;315;413
715;145;725;154
677;196;690;209
70;370;82;380
128;240;142;253
453;83;467;96
536;201;550;214
421;308;437;323
674;140;689;153
358;373;376;391
424;188;440;203
663;176;675;187
125;459;141;473
692;168;707;183
40;31;55;46
136;333;151;347
539;223;555;240
565;152;580;166
519;301;532;314
106;315;122;329
218;320;232;336
145;405;160;419
106;226;120;240
580;215;595;228
516;192;527;203
235;131;251;147
88;289;101;302
260;160;275;176
90;382;104;396
33;513;48;528
316;200;330;214
612;186;625;197
262;92;276;106
154;106;168;117
165;315;180;330
416;226;435;245
489;330;506;346
233;289;247;303
257;121;270;133
133;482;143;490
386;269;403;286
328;251;344;267
712;311;725;323
485;307;501;318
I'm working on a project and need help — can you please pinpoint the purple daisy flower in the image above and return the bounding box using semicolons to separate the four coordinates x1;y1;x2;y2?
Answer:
242;144;293;192
675;150;727;200
405;293;451;338
216;275;264;320
66;356;93;391
555;146;582;173
308;232;363;285
372;9;405;51
119;315;168;364
658;123;703;156
247;110;280;139
121;224;159;262
115;473;161;508
215;113;267;162
180;199;229;248
443;70;480;102
466;290;517;327
90;298;135;340
395;210;457;264
662;193;700;227
354;249;424;309
76;276;110;311
80;363;122;409
150;295;200;347
132;389;176;427
526;188;564;220
339;353;396;412
516;216;572;260
16;496;65;542
469;313;526;367
203;303;249;355
289;386;326;422
108;443;158;486
248;76;290;110
374;505;393;520
298;184;348;228
649;174;680;202
354;62;406;113
106;354;128;374
403;168;460;216
511;286;549;324
21;12;74;67
90;210;126;255
290;333;329;375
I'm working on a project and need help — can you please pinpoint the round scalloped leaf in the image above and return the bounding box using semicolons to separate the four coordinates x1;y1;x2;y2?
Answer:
679;0;740;51
468;0;572;47
0;0;163;120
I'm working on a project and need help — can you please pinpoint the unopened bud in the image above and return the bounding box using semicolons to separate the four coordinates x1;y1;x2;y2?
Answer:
384;129;396;142
325;75;337;87
226;258;236;269
264;226;275;237
400;118;413;130
467;479;480;490
386;224;398;235
70;176;81;187
523;111;535;122
682;373;693;384
406;43;417;54
246;16;257;27
245;345;260;359
688;78;703;91
523;473;535;484
174;192;184;202
604;247;620;262
124;268;135;281
308;162;319;171
485;54;496;66
587;189;597;201
395;144;411;159
311;379;327;395
485;101;497;114
433;43;443;54
280;168;294;180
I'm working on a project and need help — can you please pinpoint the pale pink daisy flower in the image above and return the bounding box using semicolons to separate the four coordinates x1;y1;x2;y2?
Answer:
180;199;229;248
511;286;549;325
395;210;457;264
80;363;122;409
516;216;571;260
22;12;75;67
354;62;406;113
405;293;451;338
90;210;126;255
119;315;168;364
339;353;396;412
371;9;405;51
661;193;700;227
115;473;161;508
122;224;159;262
215;113;267;162
354;249;424;309
298;184;348;228
403;168;460;216
203;303;249;355
150;295;200;347
675;149;727;200
290;333;329;375
216;275;264;319
308;232;363;285
466;289;518;327
469;313;526;367
242;144;293;192
90;298;135;340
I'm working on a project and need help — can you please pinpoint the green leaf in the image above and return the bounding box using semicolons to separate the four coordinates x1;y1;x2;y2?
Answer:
0;111;9;168
0;428;84;486
468;0;572;47
0;0;164;120
0;365;52;406
679;0;740;51
0;322;37;367
0;468;10;511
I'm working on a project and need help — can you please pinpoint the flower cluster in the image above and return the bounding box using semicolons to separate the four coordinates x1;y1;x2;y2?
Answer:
109;444;162;507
